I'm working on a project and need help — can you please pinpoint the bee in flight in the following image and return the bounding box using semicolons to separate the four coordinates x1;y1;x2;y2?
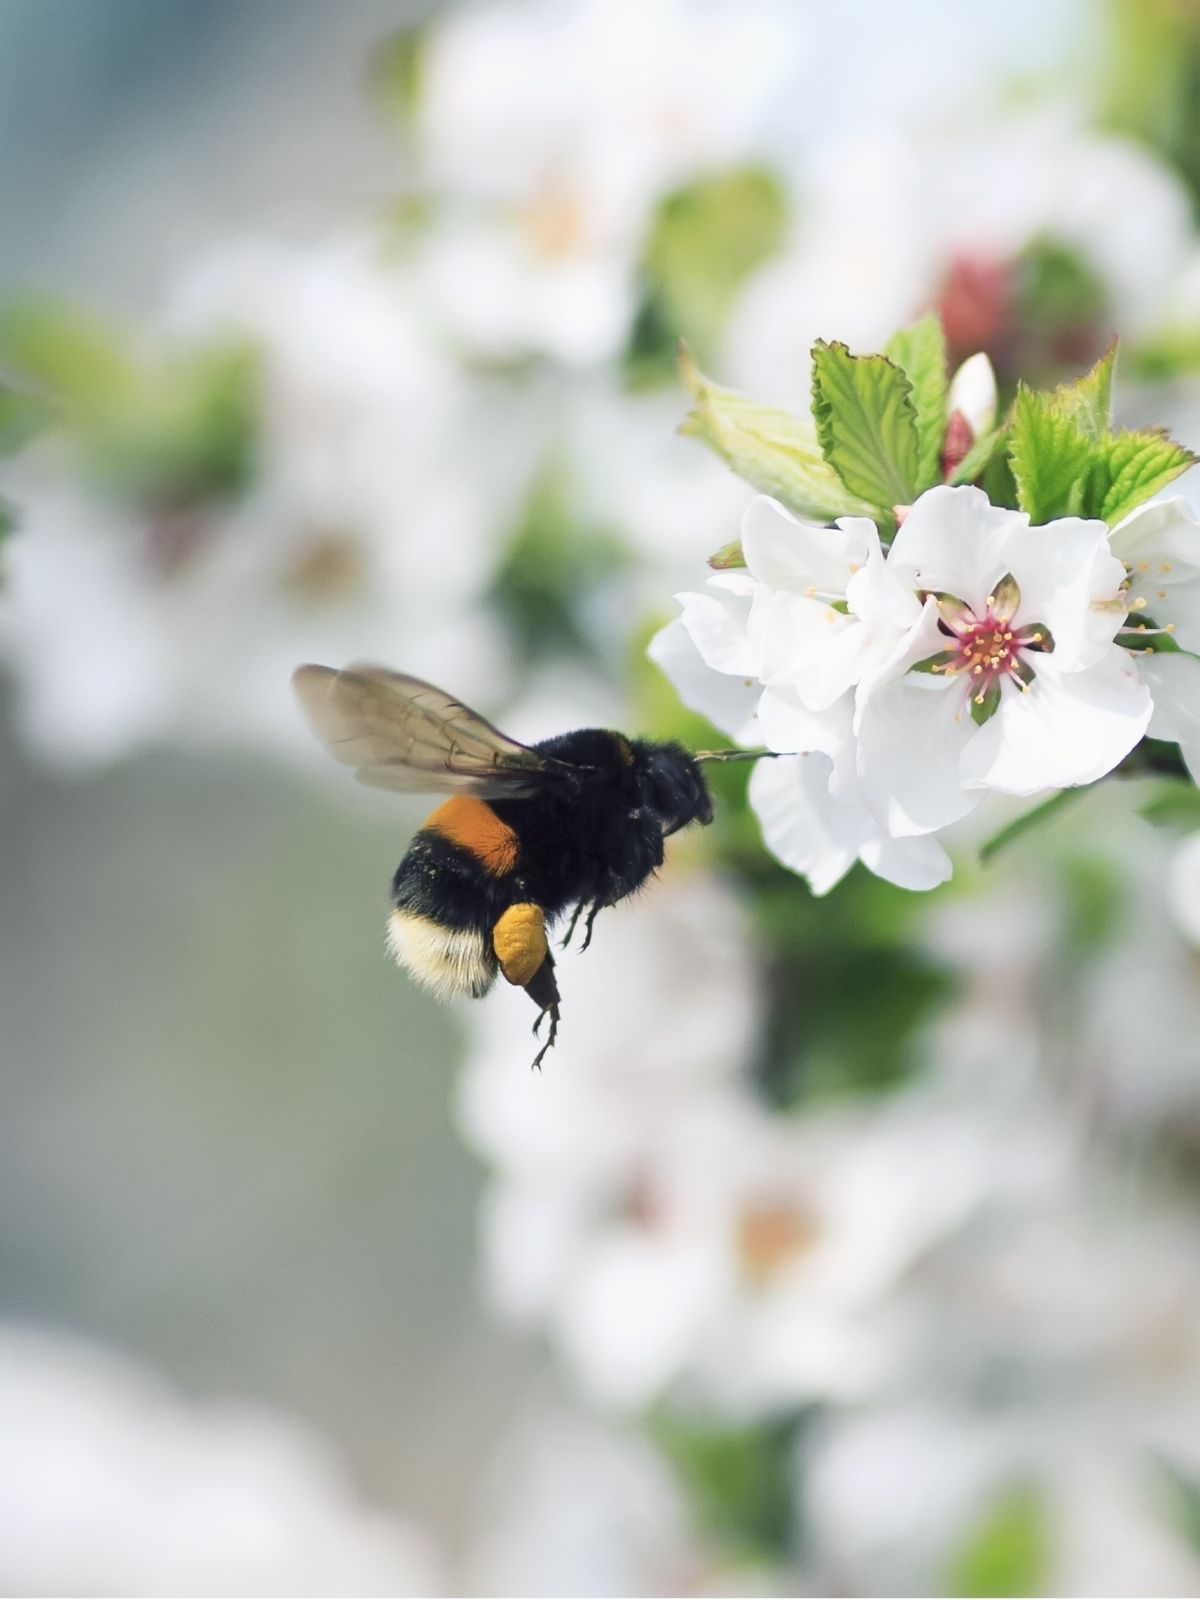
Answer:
292;662;765;1067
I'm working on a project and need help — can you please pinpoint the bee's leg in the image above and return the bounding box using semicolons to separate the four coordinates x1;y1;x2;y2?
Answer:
579;898;604;952
525;958;561;1071
530;1003;560;1071
559;900;586;950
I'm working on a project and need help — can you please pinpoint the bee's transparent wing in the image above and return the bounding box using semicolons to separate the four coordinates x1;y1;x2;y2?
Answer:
291;662;567;798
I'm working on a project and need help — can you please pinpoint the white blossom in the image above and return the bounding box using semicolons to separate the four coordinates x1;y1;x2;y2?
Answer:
648;495;952;893
724;110;1194;403
853;486;1151;837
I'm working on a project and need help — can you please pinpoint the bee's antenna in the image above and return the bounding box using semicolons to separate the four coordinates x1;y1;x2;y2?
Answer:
693;748;778;764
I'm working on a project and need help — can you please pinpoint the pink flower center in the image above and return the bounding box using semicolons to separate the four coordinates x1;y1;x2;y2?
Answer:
918;578;1051;718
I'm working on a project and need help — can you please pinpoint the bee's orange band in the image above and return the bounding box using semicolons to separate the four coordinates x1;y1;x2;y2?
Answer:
424;796;519;875
493;903;548;987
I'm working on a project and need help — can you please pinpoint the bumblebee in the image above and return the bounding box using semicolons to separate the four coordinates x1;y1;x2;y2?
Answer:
293;662;762;1066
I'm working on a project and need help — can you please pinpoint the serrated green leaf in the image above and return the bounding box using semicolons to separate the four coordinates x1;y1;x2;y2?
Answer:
885;313;948;491
1053;341;1117;439
949;423;1010;487
1096;428;1198;525
1009;384;1094;522
680;348;877;521
944;1481;1051;1598
810;340;921;511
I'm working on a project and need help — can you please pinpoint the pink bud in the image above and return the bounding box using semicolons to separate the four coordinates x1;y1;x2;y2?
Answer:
940;408;974;479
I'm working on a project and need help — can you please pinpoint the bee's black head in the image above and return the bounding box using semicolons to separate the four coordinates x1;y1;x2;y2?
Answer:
629;738;714;835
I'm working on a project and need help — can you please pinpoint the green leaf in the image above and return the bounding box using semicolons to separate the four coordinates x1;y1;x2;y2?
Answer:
944;1481;1051;1598
1052;341;1116;439
980;788;1085;865
680;348;878;521
885;313;948;490
629;168;786;379
1008;384;1094;522
1093;427;1198;526
810;339;921;512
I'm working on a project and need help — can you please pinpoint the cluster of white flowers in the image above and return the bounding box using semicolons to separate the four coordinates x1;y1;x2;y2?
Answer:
6;0;1200;775
653;476;1200;892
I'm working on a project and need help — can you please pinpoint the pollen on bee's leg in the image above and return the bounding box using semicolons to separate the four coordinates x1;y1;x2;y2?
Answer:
493;902;549;987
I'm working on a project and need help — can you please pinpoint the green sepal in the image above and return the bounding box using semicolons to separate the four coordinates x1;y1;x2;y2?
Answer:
708;539;747;570
969;678;1002;725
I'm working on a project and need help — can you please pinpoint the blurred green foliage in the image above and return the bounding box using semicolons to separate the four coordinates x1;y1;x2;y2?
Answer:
487;458;631;666
0;299;260;512
627;168;786;384
652;1412;804;1565
944;1481;1052;1597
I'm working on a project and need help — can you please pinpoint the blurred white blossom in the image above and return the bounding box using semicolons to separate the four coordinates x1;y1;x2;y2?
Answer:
415;0;795;365
725;110;1196;403
0;1324;442;1597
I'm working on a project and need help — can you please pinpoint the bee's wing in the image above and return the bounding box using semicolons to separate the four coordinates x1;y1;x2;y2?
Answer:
292;662;567;798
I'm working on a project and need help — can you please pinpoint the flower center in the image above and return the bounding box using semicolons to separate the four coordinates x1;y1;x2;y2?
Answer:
915;576;1051;723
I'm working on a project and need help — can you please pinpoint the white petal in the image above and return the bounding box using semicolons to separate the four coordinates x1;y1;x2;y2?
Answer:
674;577;760;676
1110;498;1200;653
760;590;872;711
756;686;849;759
647;619;761;745
749;753;866;895
960;649;1151;794
946;351;997;438
854;599;981;836
1002;514;1125;668
859;831;953;892
886;485;1027;610
741;496;877;595
1139;649;1200;783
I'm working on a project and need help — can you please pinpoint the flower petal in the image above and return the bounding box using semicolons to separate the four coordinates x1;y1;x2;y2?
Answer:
1110;498;1200;654
854;599;981;836
1002;515;1126;668
946;352;997;439
886;485;1026;610
673;575;760;676
749;753;867;895
742;497;877;595
960;649;1151;794
647;618;762;745
1138;649;1200;784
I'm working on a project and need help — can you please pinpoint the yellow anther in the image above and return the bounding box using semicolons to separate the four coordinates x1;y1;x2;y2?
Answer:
1158;590;1168;600
1163;563;1173;573
1138;561;1150;572
1132;596;1148;611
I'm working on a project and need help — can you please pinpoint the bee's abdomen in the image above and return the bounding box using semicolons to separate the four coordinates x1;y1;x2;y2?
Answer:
422;796;519;876
389;817;512;1000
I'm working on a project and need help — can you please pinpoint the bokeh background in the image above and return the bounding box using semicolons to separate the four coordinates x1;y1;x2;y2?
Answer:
5;0;1200;1593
